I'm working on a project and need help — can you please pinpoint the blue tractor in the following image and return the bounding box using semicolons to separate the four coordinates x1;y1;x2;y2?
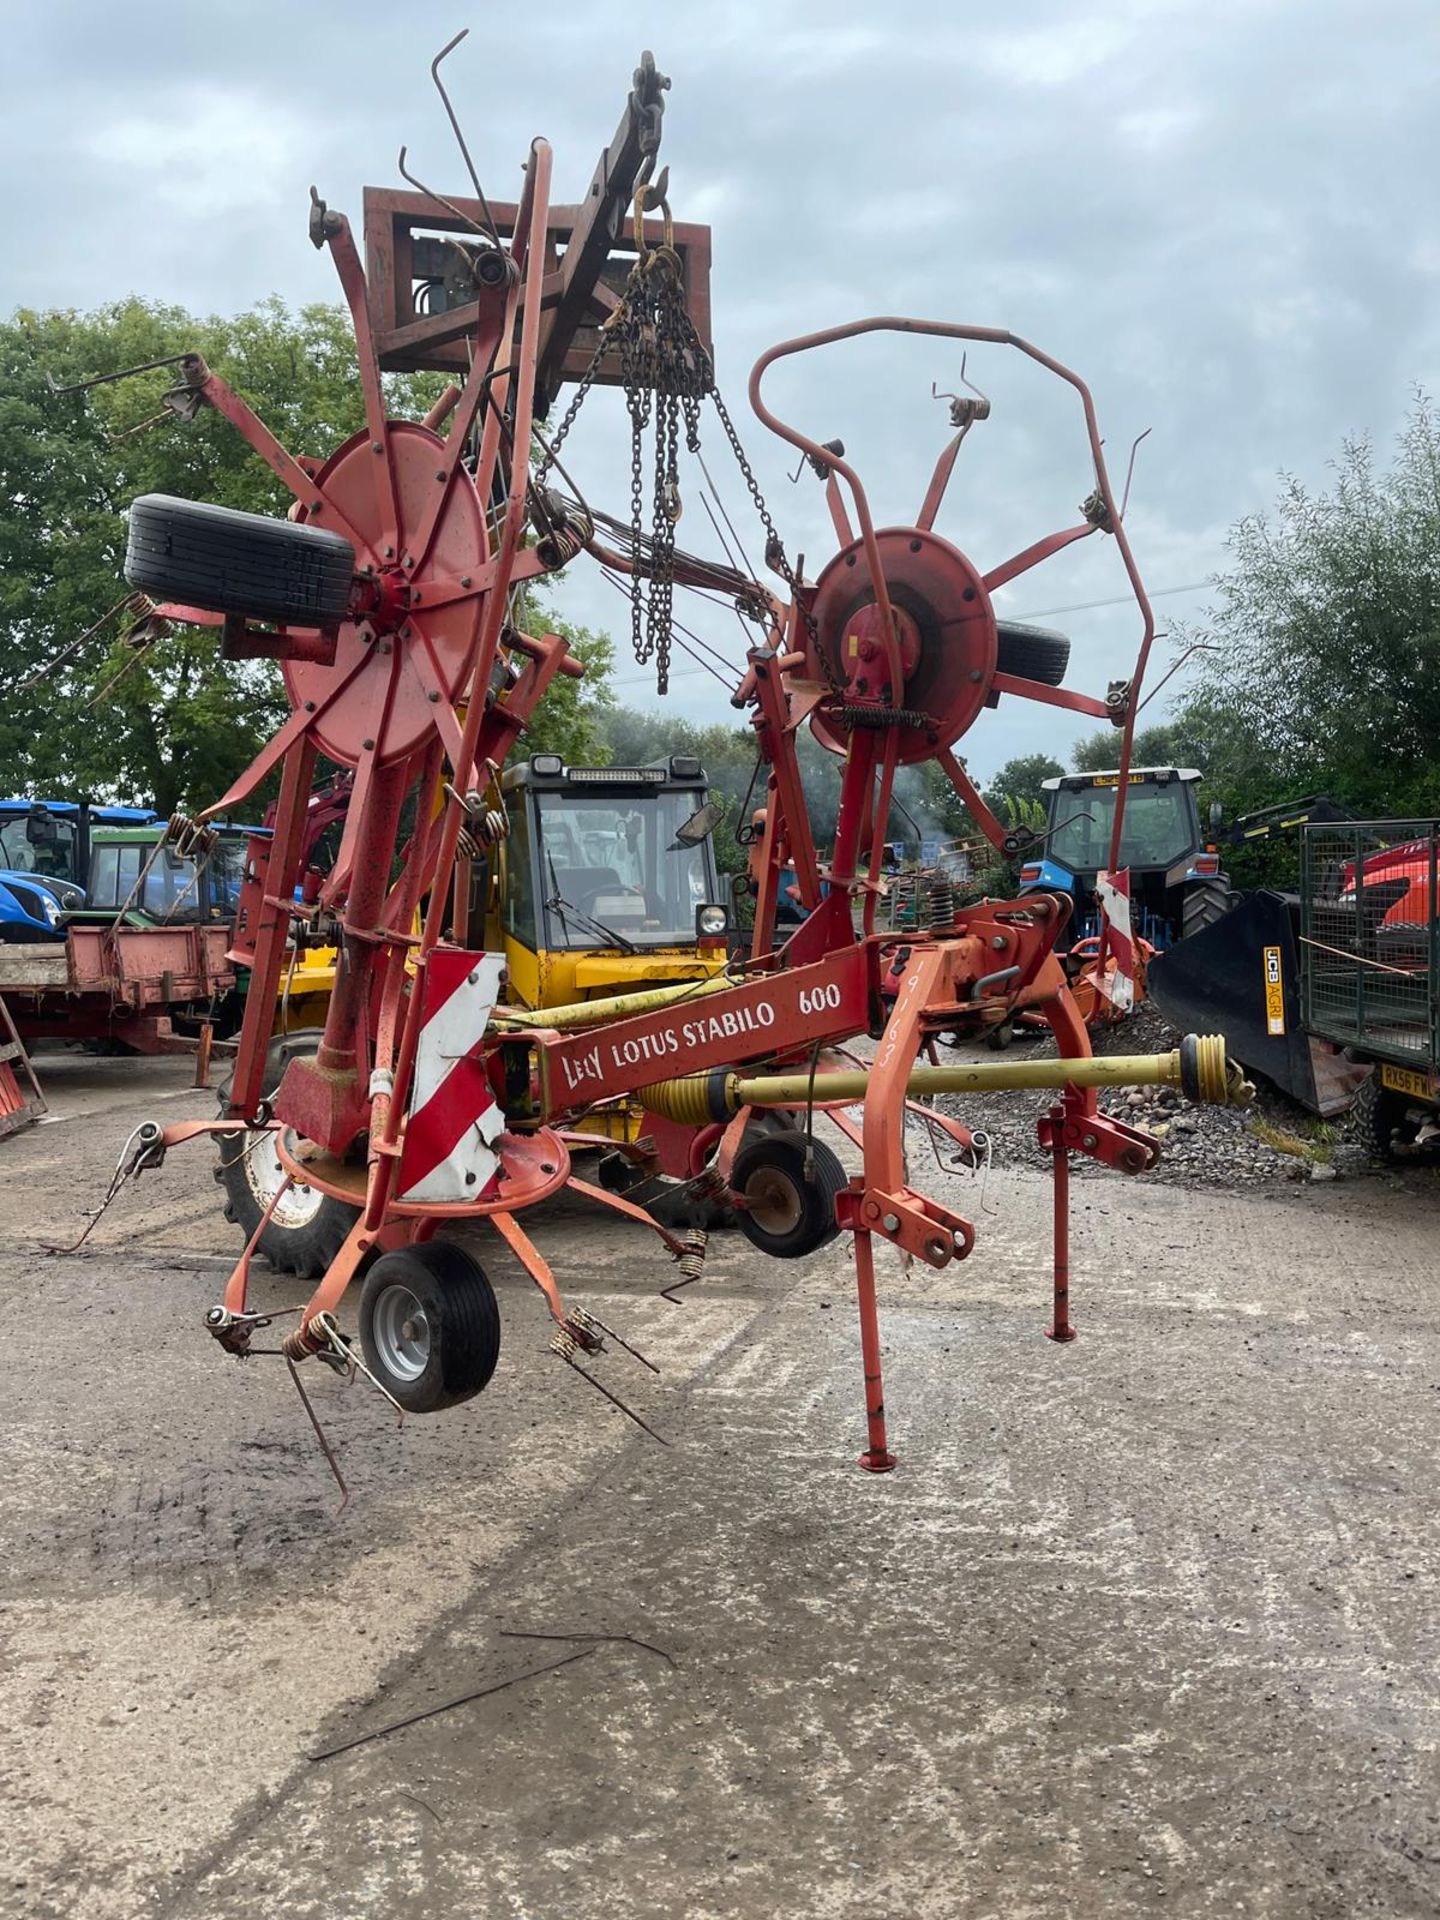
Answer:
0;800;158;942
1018;768;1233;951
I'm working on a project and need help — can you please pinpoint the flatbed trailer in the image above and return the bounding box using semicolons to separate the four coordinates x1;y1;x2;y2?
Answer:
0;923;235;1054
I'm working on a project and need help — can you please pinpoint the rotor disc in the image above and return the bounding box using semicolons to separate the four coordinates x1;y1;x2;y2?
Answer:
284;421;489;768
808;527;998;764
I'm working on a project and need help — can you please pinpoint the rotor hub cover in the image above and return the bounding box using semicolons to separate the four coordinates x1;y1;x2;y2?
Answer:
809;526;998;764
284;421;488;768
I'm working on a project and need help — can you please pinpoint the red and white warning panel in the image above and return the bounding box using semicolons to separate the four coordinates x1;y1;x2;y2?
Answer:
397;950;506;1204
1095;868;1136;1012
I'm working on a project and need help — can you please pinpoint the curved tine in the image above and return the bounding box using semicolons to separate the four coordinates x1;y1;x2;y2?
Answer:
431;29;505;250
1120;426;1152;519
397;145;487;240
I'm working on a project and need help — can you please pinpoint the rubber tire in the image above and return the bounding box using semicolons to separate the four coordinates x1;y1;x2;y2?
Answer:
595;1110;800;1232
358;1241;500;1413
994;620;1070;687
215;1028;361;1277
1350;1073;1411;1161
125;493;355;628
731;1133;846;1260
1181;877;1237;939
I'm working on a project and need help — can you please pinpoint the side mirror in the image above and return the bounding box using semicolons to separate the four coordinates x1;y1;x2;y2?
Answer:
1208;801;1223;832
670;800;722;850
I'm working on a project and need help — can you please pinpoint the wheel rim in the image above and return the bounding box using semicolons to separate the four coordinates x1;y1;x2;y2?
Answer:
370;1282;432;1381
746;1166;803;1236
241;1131;326;1230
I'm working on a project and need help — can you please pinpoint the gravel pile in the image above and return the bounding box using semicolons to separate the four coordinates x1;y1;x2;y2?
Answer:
928;1002;1372;1191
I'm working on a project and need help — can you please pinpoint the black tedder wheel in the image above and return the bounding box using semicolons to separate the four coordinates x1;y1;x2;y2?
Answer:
731;1133;847;1260
994;620;1070;687
215;1028;361;1277
596;1109;801;1231
358;1242;501;1414
125;493;355;628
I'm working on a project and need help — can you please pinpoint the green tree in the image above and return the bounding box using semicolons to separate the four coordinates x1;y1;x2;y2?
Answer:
0;297;442;813
518;605;617;765
1069;721;1195;774
1180;394;1440;820
984;751;1064;814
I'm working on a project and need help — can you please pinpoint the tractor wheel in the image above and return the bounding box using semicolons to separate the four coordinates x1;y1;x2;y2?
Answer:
1350;1073;1412;1161
215;1028;361;1277
730;1133;847;1261
125;494;355;629
994;621;1070;687
358;1242;500;1413
1181;877;1237;939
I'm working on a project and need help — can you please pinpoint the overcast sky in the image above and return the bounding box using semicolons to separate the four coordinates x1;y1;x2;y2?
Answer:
7;0;1439;781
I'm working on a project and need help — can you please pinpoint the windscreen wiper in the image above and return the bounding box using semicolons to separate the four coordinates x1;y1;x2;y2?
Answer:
545;853;639;955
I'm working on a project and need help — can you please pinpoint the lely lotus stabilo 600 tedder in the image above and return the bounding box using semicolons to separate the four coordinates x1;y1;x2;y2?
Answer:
70;39;1250;1488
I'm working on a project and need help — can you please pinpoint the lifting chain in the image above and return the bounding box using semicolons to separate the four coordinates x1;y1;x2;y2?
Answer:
533;177;848;702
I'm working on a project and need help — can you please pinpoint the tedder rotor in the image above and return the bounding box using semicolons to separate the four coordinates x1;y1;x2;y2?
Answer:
75;43;1251;1488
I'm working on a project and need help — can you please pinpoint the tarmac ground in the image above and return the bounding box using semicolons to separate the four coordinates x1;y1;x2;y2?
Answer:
2;1049;1437;1918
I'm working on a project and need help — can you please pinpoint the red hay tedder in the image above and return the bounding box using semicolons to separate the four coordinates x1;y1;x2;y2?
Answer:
66;40;1250;1490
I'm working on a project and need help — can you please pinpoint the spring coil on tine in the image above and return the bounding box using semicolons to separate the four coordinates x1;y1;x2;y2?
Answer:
661;1226;708;1303
675;1227;707;1282
282;1317;326;1362
167;810;217;860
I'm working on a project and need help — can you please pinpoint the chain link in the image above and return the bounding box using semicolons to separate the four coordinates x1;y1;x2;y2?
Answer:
532;219;848;702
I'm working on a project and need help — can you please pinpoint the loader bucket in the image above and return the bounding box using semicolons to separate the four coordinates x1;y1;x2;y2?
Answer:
1147;890;1366;1116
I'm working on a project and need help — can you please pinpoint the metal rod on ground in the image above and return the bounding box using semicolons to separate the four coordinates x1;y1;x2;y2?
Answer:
1044;1103;1075;1343
307;1648;596;1762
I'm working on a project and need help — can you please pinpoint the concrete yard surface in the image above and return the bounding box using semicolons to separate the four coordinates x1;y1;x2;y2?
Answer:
1;1050;1438;1917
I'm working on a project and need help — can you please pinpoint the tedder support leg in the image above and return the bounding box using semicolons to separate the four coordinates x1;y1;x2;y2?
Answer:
853;1228;897;1472
1044;1103;1076;1343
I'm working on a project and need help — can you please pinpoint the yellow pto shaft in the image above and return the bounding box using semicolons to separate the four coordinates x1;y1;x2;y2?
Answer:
637;1033;1252;1125
490;970;735;1032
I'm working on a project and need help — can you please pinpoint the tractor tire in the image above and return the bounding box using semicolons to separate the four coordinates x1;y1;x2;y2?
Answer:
358;1242;501;1413
994;621;1070;687
1350;1072;1411;1161
215;1028;361;1277
125;494;355;629
731;1133;847;1261
1181;877;1238;940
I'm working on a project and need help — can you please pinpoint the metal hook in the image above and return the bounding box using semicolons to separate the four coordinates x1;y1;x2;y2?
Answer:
430;29;505;251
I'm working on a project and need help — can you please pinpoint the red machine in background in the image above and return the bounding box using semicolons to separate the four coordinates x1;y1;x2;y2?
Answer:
73;42;1248;1486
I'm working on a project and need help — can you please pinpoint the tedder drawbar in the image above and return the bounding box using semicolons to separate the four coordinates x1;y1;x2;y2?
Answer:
62;40;1251;1490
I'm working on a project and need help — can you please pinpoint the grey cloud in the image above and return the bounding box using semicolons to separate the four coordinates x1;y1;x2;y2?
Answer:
6;0;1438;778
